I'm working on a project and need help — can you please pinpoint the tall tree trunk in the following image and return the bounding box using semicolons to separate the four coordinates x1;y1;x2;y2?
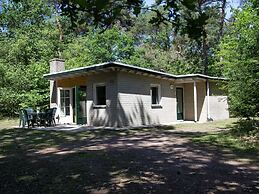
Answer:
53;1;63;58
202;34;209;75
219;0;226;37
55;16;63;57
198;0;209;75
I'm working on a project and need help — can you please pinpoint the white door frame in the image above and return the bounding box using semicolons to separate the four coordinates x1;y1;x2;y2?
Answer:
57;87;73;124
176;86;185;121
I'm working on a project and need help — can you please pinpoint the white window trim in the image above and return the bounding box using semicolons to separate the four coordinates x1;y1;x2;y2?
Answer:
93;83;106;108
150;84;161;106
57;87;73;123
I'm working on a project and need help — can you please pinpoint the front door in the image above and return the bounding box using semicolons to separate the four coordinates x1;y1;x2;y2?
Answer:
176;88;184;120
75;86;87;124
59;88;73;124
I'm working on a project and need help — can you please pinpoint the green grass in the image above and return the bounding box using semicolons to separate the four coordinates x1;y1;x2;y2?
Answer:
0;118;19;129
192;119;259;159
174;118;238;131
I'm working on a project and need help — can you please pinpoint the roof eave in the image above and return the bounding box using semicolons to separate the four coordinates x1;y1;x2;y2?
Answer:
43;62;228;81
43;62;178;80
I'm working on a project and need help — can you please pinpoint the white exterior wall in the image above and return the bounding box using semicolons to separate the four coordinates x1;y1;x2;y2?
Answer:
86;72;118;126
117;72;176;126
209;82;229;120
183;83;194;121
197;82;207;122
183;81;229;122
86;72;229;127
209;96;229;120
50;80;58;109
181;82;207;122
49;80;60;124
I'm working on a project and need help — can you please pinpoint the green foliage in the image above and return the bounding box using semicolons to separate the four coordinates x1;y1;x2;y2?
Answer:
63;27;135;69
0;0;58;116
0;0;252;119
218;2;259;118
58;0;144;29
56;0;225;43
126;6;223;75
0;60;50;116
193;119;259;158
124;44;191;74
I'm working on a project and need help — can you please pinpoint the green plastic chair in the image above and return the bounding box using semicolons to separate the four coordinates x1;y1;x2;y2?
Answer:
19;110;26;128
45;108;57;126
20;108;36;128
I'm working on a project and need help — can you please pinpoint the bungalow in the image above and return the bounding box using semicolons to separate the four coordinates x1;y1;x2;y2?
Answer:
43;59;229;127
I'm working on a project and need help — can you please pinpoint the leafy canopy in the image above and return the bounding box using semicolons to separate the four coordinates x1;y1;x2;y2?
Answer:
218;1;259;118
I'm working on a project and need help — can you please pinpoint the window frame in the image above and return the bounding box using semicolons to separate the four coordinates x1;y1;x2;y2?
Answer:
150;84;161;107
58;88;73;122
60;89;71;116
93;83;107;108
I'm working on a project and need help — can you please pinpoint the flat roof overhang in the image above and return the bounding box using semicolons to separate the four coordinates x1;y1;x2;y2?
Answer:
43;61;227;82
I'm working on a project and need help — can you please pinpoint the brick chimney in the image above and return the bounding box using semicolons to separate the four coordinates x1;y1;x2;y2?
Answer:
50;58;65;73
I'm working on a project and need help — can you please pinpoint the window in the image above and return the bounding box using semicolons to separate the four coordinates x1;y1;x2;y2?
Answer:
94;84;106;106
151;85;160;105
60;89;70;116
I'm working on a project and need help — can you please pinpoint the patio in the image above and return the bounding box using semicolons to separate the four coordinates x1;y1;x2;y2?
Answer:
31;124;116;132
15;120;228;134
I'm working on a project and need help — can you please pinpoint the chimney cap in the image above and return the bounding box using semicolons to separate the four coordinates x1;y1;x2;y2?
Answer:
49;58;65;62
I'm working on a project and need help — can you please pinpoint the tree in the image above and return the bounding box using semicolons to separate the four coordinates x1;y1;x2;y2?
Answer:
127;5;225;75
0;0;231;118
218;1;259;118
40;0;225;42
63;27;135;69
0;0;62;116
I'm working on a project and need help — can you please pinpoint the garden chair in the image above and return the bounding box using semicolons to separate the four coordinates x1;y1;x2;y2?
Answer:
21;108;36;128
36;111;48;127
19;110;26;128
45;108;57;126
51;107;57;126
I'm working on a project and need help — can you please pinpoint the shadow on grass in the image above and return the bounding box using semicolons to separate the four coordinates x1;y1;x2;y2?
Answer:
0;126;258;193
192;119;259;162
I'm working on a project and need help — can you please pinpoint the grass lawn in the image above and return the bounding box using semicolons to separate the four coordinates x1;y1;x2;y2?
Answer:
0;118;258;193
0;118;19;129
192;119;259;157
173;118;238;131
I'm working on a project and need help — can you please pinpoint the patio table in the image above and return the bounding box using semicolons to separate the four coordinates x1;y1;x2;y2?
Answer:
35;111;48;127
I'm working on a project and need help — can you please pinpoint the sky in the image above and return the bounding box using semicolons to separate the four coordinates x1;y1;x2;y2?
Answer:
145;0;241;18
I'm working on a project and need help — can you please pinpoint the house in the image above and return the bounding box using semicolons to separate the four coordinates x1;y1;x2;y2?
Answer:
43;58;229;127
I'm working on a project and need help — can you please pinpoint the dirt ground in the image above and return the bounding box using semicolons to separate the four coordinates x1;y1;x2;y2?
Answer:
0;127;258;193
